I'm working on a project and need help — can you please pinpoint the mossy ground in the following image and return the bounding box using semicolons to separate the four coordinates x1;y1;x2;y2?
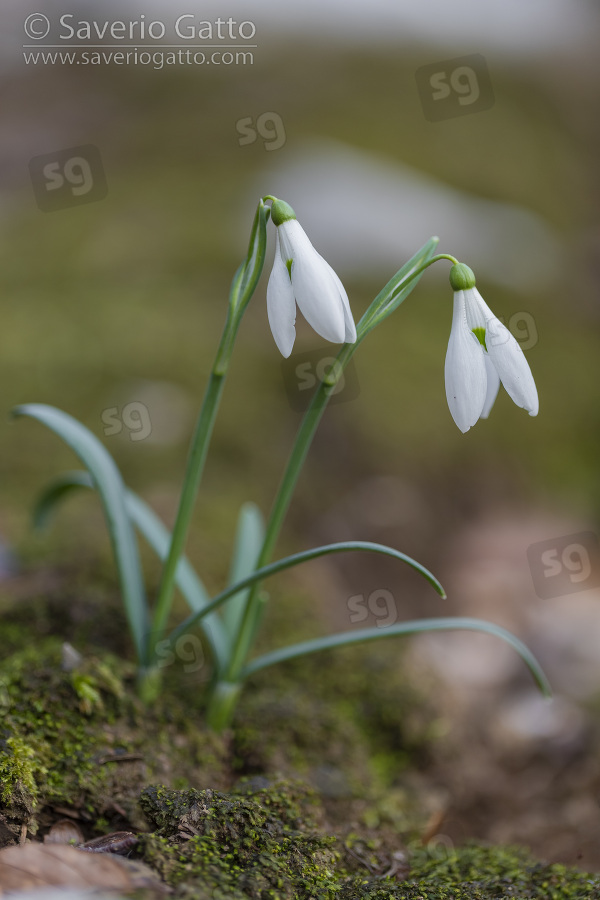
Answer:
0;633;230;842
1;628;599;898
137;780;600;899
0;610;435;844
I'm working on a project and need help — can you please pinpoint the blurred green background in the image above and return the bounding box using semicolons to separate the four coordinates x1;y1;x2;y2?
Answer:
0;0;598;653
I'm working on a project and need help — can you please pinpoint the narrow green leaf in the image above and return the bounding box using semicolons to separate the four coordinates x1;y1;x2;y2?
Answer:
14;404;149;664
33;470;229;673
33;470;93;531
357;236;439;340
242;616;552;697
122;491;229;671
167;540;445;646
232;199;268;315
224;502;265;635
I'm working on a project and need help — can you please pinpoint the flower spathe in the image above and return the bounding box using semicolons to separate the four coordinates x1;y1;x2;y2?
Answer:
445;263;539;433
266;199;357;358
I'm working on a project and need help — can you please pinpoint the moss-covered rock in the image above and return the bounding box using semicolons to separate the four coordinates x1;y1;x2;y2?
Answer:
401;842;600;899
138;780;600;899
2;627;600;898
0;639;230;843
231;643;442;841
139;778;339;898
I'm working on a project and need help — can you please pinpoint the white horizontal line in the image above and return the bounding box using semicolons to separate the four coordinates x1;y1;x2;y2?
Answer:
23;44;257;48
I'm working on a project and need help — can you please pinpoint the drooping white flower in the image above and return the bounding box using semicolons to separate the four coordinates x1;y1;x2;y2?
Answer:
445;263;539;433
266;199;356;358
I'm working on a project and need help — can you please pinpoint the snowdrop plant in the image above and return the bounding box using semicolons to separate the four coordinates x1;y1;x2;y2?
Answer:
14;196;549;732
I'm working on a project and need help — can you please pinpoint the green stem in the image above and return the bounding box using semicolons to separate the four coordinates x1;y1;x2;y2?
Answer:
260;343;359;566
150;311;238;651
205;679;243;732
225;344;358;683
149;199;268;658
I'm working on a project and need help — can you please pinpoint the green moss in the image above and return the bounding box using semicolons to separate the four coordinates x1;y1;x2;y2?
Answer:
0;640;113;817
0;638;230;839
339;843;600;898
231;643;440;841
140;779;339;899
139;781;600;899
398;842;600;900
0;736;41;804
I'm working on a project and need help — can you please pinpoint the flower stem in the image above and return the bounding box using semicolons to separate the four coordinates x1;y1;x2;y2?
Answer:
205;679;243;732
149;200;268;661
150;311;238;656
224;342;358;687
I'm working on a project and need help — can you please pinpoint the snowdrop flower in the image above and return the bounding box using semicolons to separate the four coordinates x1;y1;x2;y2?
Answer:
445;263;538;433
266;198;357;358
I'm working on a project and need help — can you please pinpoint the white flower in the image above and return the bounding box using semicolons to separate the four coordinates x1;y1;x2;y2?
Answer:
266;199;356;358
445;265;538;433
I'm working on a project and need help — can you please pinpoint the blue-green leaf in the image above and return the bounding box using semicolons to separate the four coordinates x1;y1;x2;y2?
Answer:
33;470;93;531
122;490;228;671
13;404;149;665
167;540;445;647
32;469;229;673
242;617;551;697
224;502;265;635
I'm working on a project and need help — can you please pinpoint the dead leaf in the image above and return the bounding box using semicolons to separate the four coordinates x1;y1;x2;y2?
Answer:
0;843;134;891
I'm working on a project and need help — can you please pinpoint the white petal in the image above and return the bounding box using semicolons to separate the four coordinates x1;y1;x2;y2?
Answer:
468;288;496;322
485;315;539;417
279;220;346;344
329;265;357;343
445;292;487;433
463;287;487;332
480;352;501;419
266;231;296;358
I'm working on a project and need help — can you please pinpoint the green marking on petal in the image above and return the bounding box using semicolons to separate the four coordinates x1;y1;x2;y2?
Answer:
472;326;487;350
285;259;293;281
